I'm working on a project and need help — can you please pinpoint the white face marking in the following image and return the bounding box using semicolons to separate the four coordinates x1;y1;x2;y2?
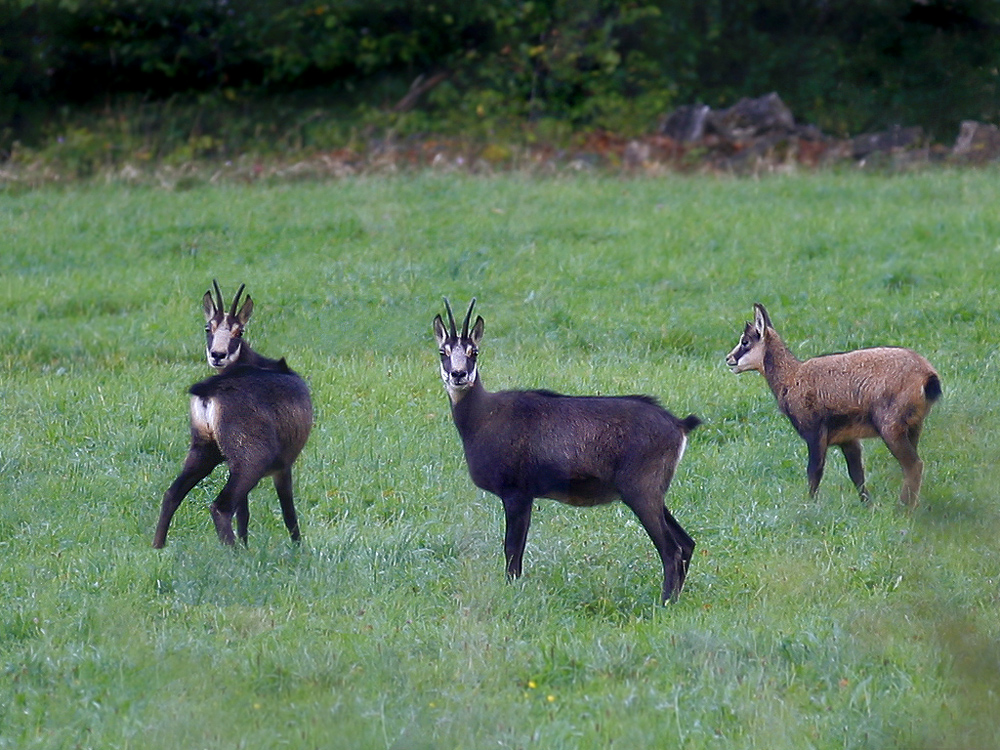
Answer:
439;342;478;403
726;327;764;373
205;319;243;370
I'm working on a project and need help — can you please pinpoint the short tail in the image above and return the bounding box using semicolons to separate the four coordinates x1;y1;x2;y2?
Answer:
680;414;702;433
924;374;942;403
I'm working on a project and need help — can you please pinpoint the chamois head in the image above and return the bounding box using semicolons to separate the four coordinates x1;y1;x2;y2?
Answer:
726;302;772;374
203;280;254;370
433;297;484;403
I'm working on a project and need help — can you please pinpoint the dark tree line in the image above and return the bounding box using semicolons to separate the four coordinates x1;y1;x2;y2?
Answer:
2;0;999;142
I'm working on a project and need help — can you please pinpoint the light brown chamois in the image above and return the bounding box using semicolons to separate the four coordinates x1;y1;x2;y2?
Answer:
726;303;941;506
434;298;701;603
152;281;313;548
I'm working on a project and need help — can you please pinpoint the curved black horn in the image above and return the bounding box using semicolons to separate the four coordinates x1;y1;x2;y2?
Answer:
462;298;477;338
212;279;224;313
443;297;457;338
230;283;246;316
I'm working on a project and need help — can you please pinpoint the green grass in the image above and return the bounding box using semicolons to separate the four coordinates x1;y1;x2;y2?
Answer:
1;170;998;748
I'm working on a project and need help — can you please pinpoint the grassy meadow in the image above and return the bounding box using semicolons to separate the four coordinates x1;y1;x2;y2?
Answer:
1;170;998;749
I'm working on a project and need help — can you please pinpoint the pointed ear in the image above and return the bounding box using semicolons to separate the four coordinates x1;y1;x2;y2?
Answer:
203;291;217;321
753;303;771;336
469;316;484;346
236;295;254;325
433;314;448;347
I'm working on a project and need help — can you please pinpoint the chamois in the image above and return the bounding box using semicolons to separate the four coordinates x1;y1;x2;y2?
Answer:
434;298;701;603
152;282;313;548
726;303;941;506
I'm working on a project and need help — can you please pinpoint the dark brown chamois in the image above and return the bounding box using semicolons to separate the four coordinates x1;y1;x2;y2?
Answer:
152;282;313;548
726;303;941;506
433;298;701;603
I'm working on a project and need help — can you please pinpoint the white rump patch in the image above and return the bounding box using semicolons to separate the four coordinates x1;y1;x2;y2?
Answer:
190;396;220;439
674;432;688;472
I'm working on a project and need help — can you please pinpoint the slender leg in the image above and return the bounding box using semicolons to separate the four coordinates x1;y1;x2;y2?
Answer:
273;469;301;542
624;493;684;603
805;431;828;497
209;491;237;546
899;457;923;507
872;417;923;507
840;440;869;502
884;435;923;507
210;467;265;546
902;423;927;505
663;505;695;590
501;494;533;579
235;495;251;546
152;442;222;548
